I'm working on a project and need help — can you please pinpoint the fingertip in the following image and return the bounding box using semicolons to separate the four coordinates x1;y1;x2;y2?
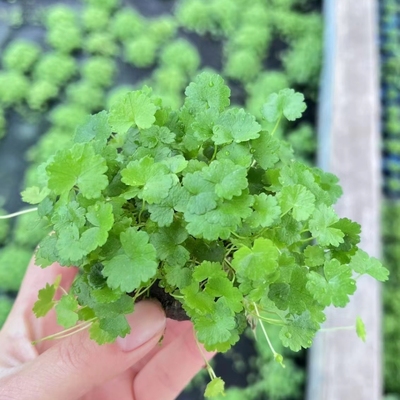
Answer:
117;300;166;352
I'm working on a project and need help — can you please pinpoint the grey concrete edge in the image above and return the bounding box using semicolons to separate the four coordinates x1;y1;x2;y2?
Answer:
305;0;336;397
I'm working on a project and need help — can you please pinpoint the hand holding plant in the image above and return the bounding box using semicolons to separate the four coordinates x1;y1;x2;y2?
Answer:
0;258;214;400
1;71;388;398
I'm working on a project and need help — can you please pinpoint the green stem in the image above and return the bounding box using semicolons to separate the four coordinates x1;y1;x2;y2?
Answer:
280;209;290;219
225;242;237;251
223;247;236;260
32;318;96;345
59;286;69;296
224;258;234;270
253;302;285;367
253;303;278;353
270;114;283;136
223;258;236;283
320;326;354;333
170;293;184;300
210;145;218;162
46;322;94;340
230;231;247;240
300;236;314;243
138;201;146;224
132;279;157;301
255;227;268;239
256;306;287;323
249;313;286;326
193;329;217;380
0;207;38;219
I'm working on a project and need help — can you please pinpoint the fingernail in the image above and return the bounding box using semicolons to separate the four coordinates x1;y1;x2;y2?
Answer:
117;300;166;352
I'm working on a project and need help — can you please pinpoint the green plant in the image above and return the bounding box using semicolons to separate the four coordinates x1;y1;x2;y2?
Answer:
0;0;354;395
33;53;77;87
386;117;400;136
46;24;82;54
159;39;200;77
18;72;387;397
48;104;88;131
0;245;31;292
152;66;188;93
385;139;400;156
106;85;136;110
286;123;317;163
149;66;188;108
176;0;216;35
387;177;400;192
176;0;239;36
2;40;41;73
223;50;262;83
82;6;110;32
123;36;158;68
245;72;290;121
81;57;116;88
211;327;304;400
27;81;59;111
0;72;29;107
227;25;272;57
282;34;323;89
84;32;118;57
272;10;322;40
382;57;400;76
385;105;400;121
383;0;399;14
44;4;77;28
382;41;399;55
382;201;400;241
386;160;400;174
26;127;72;165
240;3;270;27
13;211;50;248
382;201;400;394
82;0;120;12
66;81;105;112
110;8;145;41
148;16;177;45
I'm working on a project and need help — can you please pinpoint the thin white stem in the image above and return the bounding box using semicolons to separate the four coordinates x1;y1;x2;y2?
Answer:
253;302;279;356
320;326;354;333
270;114;282;136
32;319;96;345
249;313;286;326
0;208;38;219
59;286;69;296
193;328;216;380
47;322;94;340
252;303;285;367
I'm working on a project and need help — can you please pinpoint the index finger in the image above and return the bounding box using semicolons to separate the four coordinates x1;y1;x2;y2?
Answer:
2;256;78;333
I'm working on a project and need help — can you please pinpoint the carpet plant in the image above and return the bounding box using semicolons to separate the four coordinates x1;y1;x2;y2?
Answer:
3;71;386;398
0;0;344;398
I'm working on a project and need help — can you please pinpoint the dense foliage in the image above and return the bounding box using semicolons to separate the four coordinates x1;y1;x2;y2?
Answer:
0;0;328;397
382;201;400;396
381;1;400;398
21;72;388;397
381;0;400;195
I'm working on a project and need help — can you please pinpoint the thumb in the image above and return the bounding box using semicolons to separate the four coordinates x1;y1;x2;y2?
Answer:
3;301;166;400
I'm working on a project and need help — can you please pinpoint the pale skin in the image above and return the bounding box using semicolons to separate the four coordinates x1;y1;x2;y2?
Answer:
0;258;215;400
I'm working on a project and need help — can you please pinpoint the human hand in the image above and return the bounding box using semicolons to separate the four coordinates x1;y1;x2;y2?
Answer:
0;257;214;400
